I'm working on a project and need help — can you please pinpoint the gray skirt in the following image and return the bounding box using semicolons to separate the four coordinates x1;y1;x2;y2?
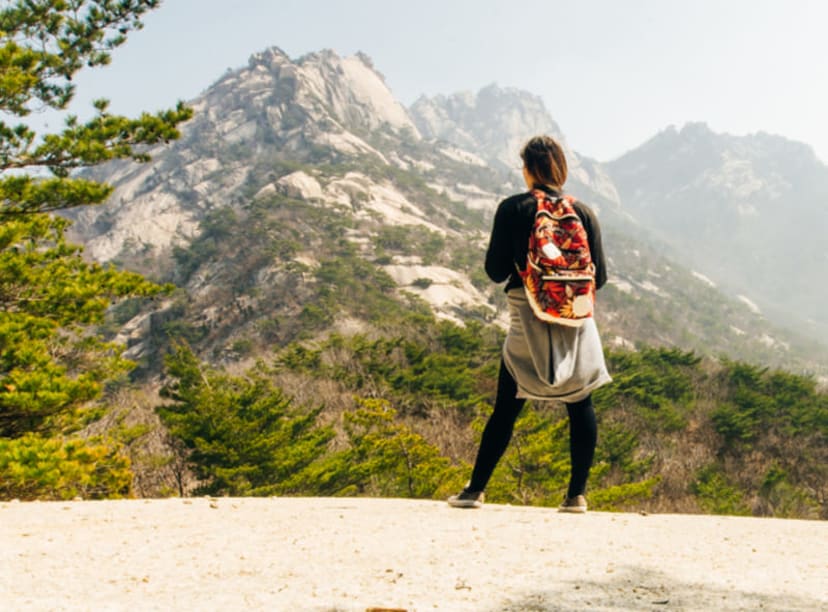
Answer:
503;289;612;403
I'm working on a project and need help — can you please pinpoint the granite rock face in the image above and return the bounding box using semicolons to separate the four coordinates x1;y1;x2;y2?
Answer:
64;47;826;373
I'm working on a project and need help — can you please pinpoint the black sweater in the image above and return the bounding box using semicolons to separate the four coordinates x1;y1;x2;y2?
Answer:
484;186;608;292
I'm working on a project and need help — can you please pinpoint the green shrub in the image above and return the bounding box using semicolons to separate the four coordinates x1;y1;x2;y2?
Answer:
691;465;751;516
305;398;463;498
412;277;432;289
0;434;132;500
588;479;659;510
598;348;699;431
711;402;758;445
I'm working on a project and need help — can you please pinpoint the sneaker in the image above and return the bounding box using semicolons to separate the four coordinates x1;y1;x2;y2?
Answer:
447;488;484;508
559;494;587;513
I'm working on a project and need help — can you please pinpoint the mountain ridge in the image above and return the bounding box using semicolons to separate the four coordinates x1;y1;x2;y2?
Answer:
605;120;828;345
64;46;827;377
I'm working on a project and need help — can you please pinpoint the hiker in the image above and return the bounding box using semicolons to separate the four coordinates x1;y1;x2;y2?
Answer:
448;135;612;512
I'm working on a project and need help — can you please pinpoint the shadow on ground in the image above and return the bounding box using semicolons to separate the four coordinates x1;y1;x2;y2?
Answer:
493;565;822;611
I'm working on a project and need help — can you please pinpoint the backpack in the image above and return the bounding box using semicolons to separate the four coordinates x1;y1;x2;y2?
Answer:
517;189;596;327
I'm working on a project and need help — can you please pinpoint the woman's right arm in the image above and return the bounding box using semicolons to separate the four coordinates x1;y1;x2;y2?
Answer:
575;202;608;290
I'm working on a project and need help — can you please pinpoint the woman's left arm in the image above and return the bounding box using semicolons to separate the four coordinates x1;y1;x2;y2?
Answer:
485;199;515;283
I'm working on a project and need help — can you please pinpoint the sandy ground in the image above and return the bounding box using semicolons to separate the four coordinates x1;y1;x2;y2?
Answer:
1;497;826;611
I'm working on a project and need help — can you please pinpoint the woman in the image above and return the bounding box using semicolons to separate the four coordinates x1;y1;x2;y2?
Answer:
448;135;612;512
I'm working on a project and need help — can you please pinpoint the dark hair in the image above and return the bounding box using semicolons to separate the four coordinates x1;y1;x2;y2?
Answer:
520;135;568;188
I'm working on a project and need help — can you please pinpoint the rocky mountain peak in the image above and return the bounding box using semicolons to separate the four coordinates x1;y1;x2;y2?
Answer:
679;121;714;137
643;121;820;167
198;46;420;148
71;48;434;261
290;48;420;137
410;83;564;168
247;45;292;68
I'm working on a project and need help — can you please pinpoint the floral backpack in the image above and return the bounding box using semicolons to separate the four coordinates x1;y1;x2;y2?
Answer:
517;189;596;327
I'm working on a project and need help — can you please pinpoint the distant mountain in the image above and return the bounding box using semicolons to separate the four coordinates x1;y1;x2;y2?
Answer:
65;48;826;377
411;85;564;168
605;122;828;345
408;94;825;374
410;85;622;212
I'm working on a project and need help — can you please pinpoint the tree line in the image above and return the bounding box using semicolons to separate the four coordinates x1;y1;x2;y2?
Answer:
1;2;824;519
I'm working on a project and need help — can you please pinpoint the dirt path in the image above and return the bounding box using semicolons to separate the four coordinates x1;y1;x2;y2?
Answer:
1;497;826;611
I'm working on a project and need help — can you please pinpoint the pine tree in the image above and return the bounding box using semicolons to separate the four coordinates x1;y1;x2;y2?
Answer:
0;1;192;499
305;397;463;499
158;344;335;496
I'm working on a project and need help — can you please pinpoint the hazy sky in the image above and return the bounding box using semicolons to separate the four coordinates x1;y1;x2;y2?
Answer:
50;0;828;163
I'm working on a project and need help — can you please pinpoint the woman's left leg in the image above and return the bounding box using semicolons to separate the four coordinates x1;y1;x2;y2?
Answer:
448;359;524;508
565;394;597;499
467;358;526;492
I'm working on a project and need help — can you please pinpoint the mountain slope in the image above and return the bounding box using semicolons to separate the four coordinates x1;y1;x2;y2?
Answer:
605;122;828;345
69;47;512;368
65;48;826;376
411;85;826;372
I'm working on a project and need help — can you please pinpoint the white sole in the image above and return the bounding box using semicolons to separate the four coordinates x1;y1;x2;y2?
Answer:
447;498;483;509
449;502;483;508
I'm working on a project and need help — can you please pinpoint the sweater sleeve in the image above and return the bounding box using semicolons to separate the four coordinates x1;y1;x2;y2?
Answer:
484;198;515;283
574;201;608;290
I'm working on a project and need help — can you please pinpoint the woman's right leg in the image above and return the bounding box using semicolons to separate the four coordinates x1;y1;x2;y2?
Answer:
565;394;597;499
467;358;526;492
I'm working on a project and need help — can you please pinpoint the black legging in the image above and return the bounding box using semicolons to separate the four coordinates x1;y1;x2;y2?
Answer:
468;359;597;499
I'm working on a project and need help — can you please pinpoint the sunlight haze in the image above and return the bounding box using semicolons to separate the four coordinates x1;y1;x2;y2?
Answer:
48;0;828;163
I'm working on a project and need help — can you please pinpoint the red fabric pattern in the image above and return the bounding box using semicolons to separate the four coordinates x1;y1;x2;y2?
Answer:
518;191;596;325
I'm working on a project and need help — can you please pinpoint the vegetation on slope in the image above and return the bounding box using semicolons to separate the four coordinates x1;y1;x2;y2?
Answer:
153;313;826;519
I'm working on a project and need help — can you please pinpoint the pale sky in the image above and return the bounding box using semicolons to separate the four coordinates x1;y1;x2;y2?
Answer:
45;0;828;163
